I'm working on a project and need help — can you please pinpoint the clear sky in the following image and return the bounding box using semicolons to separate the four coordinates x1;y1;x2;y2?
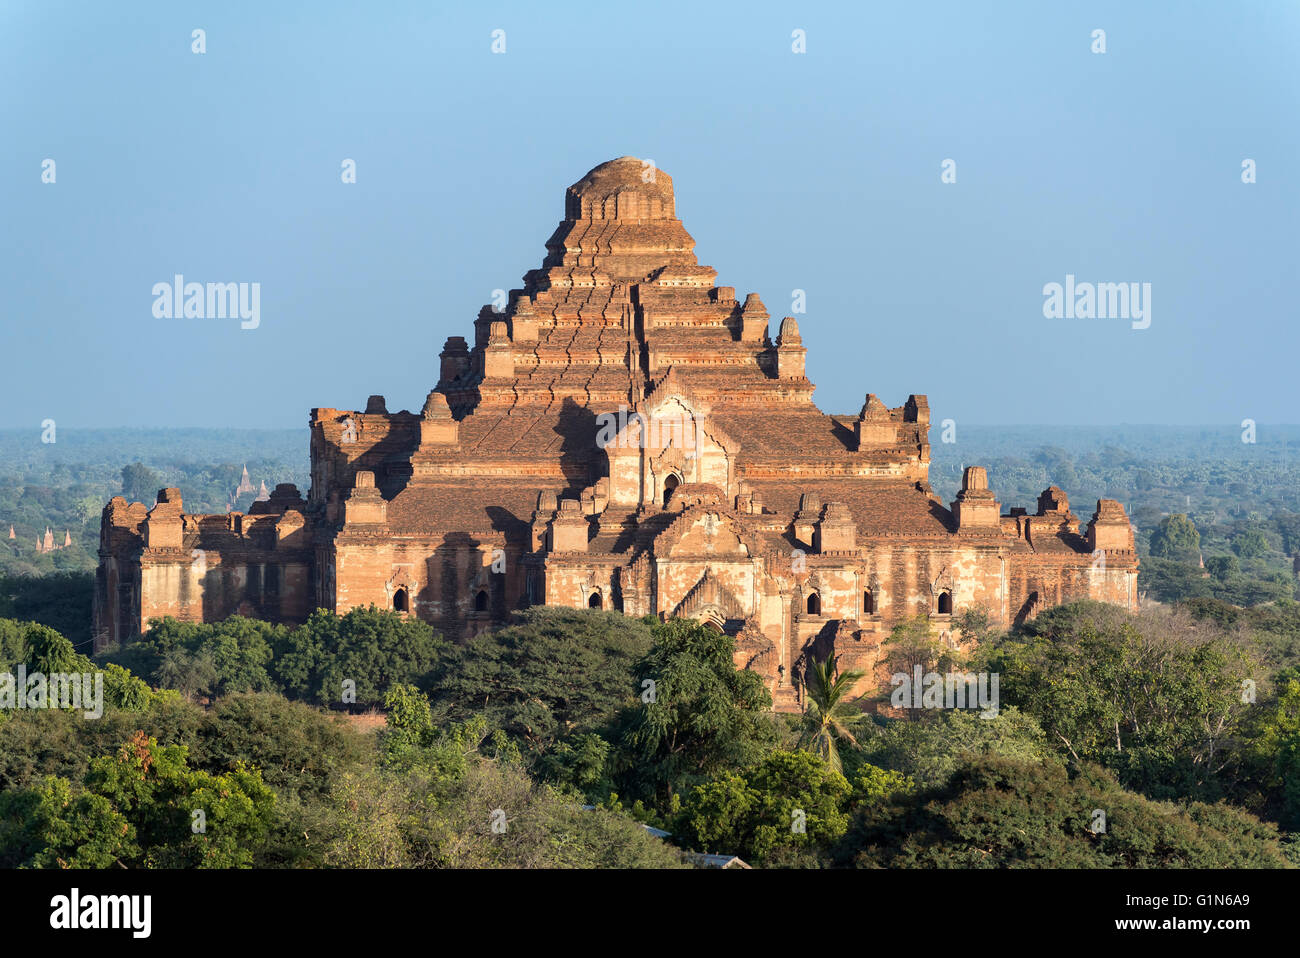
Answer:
2;0;1296;429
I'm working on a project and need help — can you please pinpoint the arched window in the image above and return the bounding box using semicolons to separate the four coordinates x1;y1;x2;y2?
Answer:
662;474;679;508
806;592;820;616
588;592;602;609
393;588;409;612
863;589;874;615
937;590;953;615
474;589;488;612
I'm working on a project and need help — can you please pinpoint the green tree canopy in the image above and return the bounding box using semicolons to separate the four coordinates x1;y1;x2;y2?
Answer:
676;749;852;864
1149;513;1201;562
1206;554;1240;581
427;607;654;755
0;732;276;869
836;756;1289;868
120;462;163;505
274;607;446;707
606;618;776;807
1232;526;1271;559
982;601;1255;801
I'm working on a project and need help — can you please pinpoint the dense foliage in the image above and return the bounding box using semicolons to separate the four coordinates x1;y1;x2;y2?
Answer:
100;606;447;707
425;607;655;755
835;757;1289;868
3;589;1300;869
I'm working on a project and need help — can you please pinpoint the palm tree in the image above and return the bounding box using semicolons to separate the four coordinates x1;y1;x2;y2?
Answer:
799;656;866;774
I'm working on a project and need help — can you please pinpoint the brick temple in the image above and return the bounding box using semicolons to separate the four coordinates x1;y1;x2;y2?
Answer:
95;157;1138;707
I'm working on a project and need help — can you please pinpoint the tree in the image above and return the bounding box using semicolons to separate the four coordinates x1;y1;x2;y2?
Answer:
836;756;1289;868
882;614;955;677
101;663;156;712
23;623;81;674
1137;556;1212;603
953;607;994;644
427;607;654;755
1149;513;1200;563
318;757;687;869
274;607;445;707
1206;555;1240;581
72;494;102;528
380;683;438;766
0;732;276;869
676;750;851;863
1244;679;1300;829
848;763;914;806
198;693;375;801
128;616;282;697
1232;526;1271;560
315;698;685;869
880;615;962;718
799;656;866;774
194;617;279;694
2;620;160;713
860;706;1052;789
0;776;133;869
983;601;1255;801
83;732;276;868
607;618;776;807
120;462;163;505
0;573;96;649
1275;513;1300;556
0;619;25;671
154;648;219;701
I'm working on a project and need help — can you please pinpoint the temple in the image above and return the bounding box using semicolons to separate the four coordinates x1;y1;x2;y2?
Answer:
95;157;1138;709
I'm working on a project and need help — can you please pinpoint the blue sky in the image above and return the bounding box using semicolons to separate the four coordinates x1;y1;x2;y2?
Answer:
2;0;1296;429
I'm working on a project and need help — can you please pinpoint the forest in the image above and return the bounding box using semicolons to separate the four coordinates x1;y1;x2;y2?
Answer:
1;424;1298;868
0;599;1297;868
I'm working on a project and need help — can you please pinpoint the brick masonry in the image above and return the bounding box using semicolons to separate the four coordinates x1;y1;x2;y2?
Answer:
95;157;1139;710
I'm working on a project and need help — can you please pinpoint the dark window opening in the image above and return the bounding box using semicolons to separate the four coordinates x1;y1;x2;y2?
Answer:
474;589;488;612
393;587;409;612
806;593;820;615
863;589;874;615
937;591;953;615
588;592;602;609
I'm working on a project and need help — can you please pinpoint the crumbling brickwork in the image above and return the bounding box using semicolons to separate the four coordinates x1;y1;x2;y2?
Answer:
95;158;1139;710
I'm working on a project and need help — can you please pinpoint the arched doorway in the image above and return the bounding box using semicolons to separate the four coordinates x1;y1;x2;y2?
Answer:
662;474;679;508
588;592;602;609
937;590;953;615
806;592;821;615
393;587;409;612
474;589;489;612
